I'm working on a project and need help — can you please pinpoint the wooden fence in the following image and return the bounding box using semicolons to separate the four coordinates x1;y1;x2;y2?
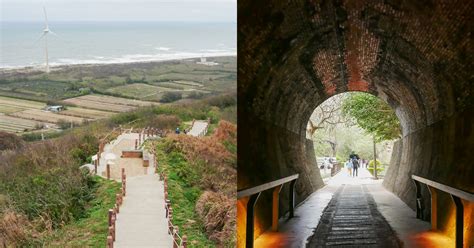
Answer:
106;168;127;248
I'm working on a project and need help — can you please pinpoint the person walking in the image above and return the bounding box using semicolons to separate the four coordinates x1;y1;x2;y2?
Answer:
345;159;353;176
352;157;359;177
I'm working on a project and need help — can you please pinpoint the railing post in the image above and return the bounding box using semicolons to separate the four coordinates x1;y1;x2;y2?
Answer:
165;200;171;217
272;185;283;231
413;179;423;219
173;227;179;248
427;185;438;230
107;235;113;248
106;163;111;180
108;209;113;226
246;192;261;248
289;180;296;218
94;158;98;175
450;195;464;248
182;235;187;248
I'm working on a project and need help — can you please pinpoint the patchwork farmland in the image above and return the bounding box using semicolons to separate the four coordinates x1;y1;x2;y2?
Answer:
0;94;156;134
63;94;157;112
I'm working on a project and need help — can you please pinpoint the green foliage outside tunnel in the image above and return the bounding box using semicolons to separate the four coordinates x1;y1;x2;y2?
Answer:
342;93;401;142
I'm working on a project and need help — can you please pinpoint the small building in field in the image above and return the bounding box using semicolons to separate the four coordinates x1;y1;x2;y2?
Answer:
196;57;219;66
46;105;64;112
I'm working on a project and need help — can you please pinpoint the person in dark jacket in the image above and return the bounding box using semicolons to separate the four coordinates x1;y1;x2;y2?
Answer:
349;151;360;177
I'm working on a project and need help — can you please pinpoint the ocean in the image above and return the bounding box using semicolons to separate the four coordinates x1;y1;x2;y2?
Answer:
0;21;236;69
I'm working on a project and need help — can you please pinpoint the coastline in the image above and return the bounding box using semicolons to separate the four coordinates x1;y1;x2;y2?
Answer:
0;55;237;76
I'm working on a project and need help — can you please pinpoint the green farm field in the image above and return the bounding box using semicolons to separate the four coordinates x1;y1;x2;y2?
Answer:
0;56;236;103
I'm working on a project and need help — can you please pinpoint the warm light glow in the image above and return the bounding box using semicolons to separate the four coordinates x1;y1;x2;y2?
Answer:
410;201;474;247
237;197;278;248
237;198;248;248
411;231;455;248
254;231;289;248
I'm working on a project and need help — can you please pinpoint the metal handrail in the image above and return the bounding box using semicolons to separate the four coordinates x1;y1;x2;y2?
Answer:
412;174;474;248
237;174;299;198
412;175;474;201
237;174;299;248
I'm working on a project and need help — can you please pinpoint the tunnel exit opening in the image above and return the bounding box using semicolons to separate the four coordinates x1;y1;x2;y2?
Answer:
306;91;401;183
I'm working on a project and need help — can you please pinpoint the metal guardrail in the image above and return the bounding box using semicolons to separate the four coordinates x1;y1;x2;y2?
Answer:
237;174;299;248
412;175;474;248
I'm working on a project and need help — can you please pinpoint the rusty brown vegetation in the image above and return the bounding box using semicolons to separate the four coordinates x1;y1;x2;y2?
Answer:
156;120;236;247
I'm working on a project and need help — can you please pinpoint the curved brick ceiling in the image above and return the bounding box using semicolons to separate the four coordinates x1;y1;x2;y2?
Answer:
238;0;473;136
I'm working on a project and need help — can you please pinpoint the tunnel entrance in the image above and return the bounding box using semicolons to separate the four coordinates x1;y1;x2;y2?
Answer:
237;1;473;247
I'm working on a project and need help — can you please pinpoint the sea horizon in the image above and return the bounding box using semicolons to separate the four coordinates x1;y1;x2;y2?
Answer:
0;21;236;69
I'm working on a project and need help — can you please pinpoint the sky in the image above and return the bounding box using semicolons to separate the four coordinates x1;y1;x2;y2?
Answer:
1;0;236;22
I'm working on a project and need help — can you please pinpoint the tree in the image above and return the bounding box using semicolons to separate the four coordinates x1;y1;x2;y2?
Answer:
342;93;401;141
307;94;348;137
160;92;182;103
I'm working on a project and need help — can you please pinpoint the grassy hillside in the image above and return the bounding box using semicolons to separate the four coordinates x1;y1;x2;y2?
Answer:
0;94;236;246
153;120;236;247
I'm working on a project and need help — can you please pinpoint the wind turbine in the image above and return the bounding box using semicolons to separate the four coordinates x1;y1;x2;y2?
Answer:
37;7;57;73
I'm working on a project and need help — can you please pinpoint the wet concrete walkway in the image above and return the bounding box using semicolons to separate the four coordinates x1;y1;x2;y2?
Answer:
307;184;400;247
254;168;432;248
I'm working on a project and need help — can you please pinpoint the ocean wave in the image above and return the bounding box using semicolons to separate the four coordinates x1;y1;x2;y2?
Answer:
1;51;236;69
155;47;171;51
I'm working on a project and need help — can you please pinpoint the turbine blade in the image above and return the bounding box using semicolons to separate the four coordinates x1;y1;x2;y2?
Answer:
49;30;59;37
35;32;47;43
43;6;48;29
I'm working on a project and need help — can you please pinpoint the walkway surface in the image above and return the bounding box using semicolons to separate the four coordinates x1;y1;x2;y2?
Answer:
307;184;401;247
254;168;436;248
114;174;173;247
98;131;173;247
188;120;208;137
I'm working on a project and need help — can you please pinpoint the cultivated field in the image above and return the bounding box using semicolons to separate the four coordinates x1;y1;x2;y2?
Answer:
106;83;173;101
0;96;44;113
63;95;155;112
11;109;87;124
0;114;56;133
0;56;236;102
61;107;114;119
0;94;157;133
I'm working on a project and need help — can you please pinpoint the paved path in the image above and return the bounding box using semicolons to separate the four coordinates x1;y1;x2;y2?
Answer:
254;168;433;248
307;184;401;247
188;120;208;136
114;174;173;247
97;131;172;247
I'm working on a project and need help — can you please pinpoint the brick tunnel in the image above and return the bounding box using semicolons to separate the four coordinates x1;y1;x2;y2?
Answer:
237;0;473;247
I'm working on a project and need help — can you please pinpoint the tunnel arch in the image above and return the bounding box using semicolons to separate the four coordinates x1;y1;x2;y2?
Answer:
238;0;473;244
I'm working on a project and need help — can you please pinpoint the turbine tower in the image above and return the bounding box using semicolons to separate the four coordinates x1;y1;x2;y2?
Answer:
37;7;57;73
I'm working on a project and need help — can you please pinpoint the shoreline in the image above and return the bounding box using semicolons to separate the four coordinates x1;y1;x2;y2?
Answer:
0;55;236;75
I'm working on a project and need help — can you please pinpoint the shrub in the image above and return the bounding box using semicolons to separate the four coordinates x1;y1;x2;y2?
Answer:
0;132;25;151
146;114;181;130
367;160;383;176
203;94;236;109
160;92;182;103
187;91;206;99
57;119;71;130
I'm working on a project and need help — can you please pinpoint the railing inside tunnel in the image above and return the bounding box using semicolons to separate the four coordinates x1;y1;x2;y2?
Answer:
237;174;299;248
412;175;474;248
